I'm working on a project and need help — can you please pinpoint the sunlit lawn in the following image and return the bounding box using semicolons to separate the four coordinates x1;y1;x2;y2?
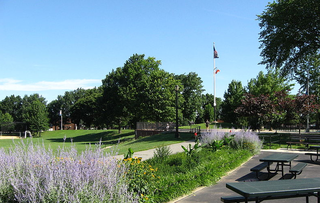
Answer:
0;129;195;155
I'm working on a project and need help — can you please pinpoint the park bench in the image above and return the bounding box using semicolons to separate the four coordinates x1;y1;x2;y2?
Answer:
286;134;320;149
289;163;307;179
250;162;272;180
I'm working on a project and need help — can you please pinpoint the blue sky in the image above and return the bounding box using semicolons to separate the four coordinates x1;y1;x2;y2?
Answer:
0;0;299;103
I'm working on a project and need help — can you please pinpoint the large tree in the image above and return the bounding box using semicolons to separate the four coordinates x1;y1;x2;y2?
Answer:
247;70;293;96
294;54;320;95
199;93;221;123
221;80;245;124
23;100;49;136
258;0;320;76
0;112;14;132
0;95;23;122
70;88;102;129
101;54;180;130
235;93;275;130
47;88;87;129
175;72;204;125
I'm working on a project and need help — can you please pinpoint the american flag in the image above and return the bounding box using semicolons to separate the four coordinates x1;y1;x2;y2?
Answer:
214;46;219;58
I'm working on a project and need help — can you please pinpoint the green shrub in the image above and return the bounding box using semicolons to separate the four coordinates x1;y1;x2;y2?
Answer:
143;148;252;202
123;157;160;202
153;145;172;161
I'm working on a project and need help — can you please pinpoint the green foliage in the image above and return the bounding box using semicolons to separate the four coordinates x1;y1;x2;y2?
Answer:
294;54;320;96
23;99;49;136
210;140;224;151
175;72;204;123
145;148;252;202
181;142;202;157
0;95;23;122
247;70;293;96
153;145;172;161
124;148;134;159
221;80;244;124
258;0;320;75
70;88;102;129
223;133;235;147
123;157;160;202
0;112;14;131
101;54;181;128
203;103;214;121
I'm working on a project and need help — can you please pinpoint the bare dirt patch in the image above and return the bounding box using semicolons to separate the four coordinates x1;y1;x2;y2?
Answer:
0;136;20;139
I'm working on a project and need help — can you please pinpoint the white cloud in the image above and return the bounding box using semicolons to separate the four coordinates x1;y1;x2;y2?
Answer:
0;78;101;91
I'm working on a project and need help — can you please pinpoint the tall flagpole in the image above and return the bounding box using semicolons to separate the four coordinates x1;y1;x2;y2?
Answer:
213;42;216;122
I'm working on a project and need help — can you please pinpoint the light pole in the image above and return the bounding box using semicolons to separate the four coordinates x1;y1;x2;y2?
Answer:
175;85;180;138
60;109;63;130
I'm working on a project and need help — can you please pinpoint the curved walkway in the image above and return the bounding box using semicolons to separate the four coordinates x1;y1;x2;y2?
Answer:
172;148;318;203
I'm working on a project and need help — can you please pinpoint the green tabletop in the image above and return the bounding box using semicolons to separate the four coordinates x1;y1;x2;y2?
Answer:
226;178;320;198
259;153;298;162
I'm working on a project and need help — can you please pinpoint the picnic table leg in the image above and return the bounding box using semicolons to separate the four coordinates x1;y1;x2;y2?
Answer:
267;162;273;178
309;154;319;162
281;162;284;177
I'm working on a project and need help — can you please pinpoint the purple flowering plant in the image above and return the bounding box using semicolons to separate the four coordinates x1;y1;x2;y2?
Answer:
0;139;139;203
199;127;262;154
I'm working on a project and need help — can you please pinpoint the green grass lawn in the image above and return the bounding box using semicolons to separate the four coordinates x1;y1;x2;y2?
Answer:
0;130;195;156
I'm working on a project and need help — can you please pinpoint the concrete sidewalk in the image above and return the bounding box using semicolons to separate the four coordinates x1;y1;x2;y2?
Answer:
113;139;196;160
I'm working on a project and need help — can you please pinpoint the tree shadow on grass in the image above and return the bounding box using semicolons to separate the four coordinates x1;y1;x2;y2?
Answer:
47;131;135;145
120;132;194;147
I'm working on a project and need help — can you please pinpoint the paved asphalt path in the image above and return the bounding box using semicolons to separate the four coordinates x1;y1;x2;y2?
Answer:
115;129;320;203
171;148;319;203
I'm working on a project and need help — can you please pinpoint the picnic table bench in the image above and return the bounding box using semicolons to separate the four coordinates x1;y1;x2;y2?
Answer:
250;162;272;180
305;145;320;162
287;134;320;149
223;178;320;203
289;163;307;179
221;193;309;203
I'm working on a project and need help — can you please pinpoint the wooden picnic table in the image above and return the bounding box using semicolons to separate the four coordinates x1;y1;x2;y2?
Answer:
226;178;320;203
259;153;298;178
